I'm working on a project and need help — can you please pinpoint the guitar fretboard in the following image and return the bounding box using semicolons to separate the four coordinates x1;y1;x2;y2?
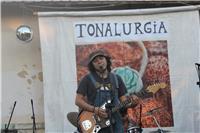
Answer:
111;98;132;113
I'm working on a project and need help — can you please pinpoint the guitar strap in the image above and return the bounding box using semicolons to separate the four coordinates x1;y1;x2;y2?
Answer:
88;73;98;88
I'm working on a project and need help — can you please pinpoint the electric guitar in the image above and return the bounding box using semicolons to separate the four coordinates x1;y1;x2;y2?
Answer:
78;98;133;133
78;82;167;133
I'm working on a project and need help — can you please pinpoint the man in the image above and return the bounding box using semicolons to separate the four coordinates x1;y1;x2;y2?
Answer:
75;49;138;133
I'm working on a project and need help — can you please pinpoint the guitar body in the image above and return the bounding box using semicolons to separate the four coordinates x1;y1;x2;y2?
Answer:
78;111;97;133
78;99;131;133
78;110;110;133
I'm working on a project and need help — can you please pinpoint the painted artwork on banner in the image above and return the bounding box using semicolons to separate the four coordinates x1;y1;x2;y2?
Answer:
75;41;174;129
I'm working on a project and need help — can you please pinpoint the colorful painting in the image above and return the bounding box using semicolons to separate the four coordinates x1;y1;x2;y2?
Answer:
76;41;174;129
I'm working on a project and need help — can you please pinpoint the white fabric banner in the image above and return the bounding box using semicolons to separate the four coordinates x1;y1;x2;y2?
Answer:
38;8;200;132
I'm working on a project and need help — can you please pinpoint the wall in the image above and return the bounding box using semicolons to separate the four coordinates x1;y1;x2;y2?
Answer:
1;3;44;130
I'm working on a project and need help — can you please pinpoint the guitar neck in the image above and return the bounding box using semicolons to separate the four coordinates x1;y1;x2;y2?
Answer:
111;98;131;113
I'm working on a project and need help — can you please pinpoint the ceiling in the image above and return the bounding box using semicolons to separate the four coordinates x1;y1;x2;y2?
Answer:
2;1;200;12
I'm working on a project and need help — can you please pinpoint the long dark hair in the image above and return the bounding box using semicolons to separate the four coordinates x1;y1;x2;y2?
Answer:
88;56;112;72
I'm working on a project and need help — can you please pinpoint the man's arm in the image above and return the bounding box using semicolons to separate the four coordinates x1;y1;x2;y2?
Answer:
75;93;94;112
75;93;108;118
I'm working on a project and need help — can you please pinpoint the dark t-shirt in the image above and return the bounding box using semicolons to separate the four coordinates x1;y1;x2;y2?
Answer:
76;72;127;105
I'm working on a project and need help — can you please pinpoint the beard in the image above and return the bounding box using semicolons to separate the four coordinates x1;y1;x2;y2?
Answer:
96;65;107;73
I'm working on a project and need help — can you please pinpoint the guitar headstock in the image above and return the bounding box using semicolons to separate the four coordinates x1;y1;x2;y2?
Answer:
146;82;167;94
